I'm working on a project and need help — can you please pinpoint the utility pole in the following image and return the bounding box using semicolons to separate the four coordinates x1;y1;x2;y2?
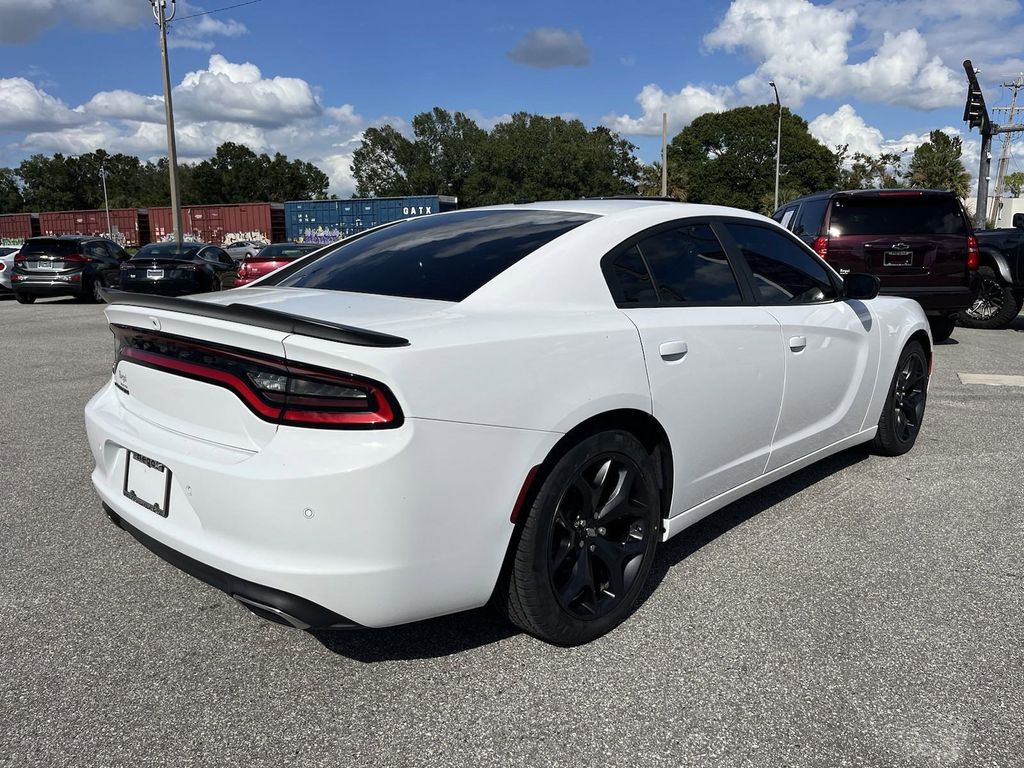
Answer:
151;0;183;246
989;74;1023;225
769;80;781;211
100;160;111;237
661;112;667;197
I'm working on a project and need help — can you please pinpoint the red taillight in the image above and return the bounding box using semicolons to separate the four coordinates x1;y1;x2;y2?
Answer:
14;252;27;263
238;263;251;278
967;235;979;270
0;262;5;272
813;235;829;260
111;325;402;429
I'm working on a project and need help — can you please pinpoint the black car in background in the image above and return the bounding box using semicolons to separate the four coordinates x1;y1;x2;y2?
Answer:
120;242;238;296
11;236;130;304
773;190;978;342
965;213;1024;328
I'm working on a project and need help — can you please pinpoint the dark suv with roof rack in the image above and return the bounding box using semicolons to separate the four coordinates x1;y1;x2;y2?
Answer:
772;189;978;341
11;235;130;304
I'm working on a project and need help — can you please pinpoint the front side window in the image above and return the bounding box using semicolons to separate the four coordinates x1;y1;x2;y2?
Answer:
637;224;742;304
725;223;837;305
275;209;596;302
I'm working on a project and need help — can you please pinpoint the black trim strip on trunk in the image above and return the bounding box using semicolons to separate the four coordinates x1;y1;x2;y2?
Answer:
98;287;409;348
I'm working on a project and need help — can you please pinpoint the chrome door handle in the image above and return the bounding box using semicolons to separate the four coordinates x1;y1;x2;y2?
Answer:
789;335;807;352
659;340;688;362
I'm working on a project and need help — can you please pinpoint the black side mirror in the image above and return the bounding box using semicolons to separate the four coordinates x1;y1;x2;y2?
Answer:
845;273;880;301
1013;213;1024;229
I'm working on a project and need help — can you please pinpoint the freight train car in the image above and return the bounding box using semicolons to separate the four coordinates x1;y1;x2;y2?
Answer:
0;213;40;246
149;202;285;246
284;195;457;244
37;208;150;248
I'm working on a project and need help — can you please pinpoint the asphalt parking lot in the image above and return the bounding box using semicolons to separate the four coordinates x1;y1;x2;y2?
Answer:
1;297;1022;768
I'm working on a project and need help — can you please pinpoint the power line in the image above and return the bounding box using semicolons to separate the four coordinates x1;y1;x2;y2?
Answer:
177;0;263;22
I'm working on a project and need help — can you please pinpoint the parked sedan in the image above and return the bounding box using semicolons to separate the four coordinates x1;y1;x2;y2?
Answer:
0;246;18;296
224;240;264;261
235;242;320;286
119;242;237;296
86;200;931;645
11;236;129;304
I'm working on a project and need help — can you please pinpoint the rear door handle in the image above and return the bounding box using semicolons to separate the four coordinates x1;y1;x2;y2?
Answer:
789;335;807;352
659;340;688;362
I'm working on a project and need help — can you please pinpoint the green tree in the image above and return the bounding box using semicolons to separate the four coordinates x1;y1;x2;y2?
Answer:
906;130;970;198
0;168;24;213
835;146;905;189
1003;171;1024;197
352;125;421;197
667;105;839;213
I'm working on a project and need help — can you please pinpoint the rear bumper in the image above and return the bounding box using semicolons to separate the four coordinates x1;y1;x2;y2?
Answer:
879;279;978;315
12;276;86;297
85;380;558;628
119;278;203;296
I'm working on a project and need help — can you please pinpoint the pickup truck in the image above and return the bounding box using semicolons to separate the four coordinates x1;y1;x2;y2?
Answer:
963;212;1024;328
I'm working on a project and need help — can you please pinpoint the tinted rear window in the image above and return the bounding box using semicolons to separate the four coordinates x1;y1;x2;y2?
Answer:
21;240;86;256
133;244;202;261
829;196;967;236
275;210;596;302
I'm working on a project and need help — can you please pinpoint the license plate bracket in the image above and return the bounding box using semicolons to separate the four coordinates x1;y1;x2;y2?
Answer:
123;450;171;517
883;249;913;266
147;269;164;279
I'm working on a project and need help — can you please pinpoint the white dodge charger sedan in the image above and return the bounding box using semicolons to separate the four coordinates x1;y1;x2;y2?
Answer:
85;199;931;645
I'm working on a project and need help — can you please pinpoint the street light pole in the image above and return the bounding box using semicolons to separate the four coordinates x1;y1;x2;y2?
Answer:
151;0;183;247
100;161;111;237
769;80;782;211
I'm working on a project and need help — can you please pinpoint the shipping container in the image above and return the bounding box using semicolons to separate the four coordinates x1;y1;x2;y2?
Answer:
284;196;458;244
37;208;150;248
149;202;285;246
0;213;40;246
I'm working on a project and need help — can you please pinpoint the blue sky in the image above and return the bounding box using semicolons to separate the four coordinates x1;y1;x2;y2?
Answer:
2;0;1023;196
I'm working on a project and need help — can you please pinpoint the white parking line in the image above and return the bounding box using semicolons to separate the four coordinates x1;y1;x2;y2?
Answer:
958;373;1024;387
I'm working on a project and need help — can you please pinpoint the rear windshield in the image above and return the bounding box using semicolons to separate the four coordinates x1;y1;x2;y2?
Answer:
274;209;597;302
256;244;318;259
21;239;86;256
132;243;201;261
829;196;967;236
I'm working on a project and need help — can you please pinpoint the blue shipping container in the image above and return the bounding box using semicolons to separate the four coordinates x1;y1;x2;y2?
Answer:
284;195;457;244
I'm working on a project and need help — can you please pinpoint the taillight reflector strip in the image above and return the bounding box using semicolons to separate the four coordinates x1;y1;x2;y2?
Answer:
111;325;402;429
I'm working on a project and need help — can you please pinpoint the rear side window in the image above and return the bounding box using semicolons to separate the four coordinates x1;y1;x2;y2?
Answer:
276;210;596;302
607;246;657;304
828;196;967;236
638;224;742;304
793;198;828;237
725;223;837;304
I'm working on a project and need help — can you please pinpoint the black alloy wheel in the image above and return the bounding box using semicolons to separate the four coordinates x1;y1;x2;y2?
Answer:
91;278;105;303
960;266;1023;329
503;430;661;645
872;341;928;456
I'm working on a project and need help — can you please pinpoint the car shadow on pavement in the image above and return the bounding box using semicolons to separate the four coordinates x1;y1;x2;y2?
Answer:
312;446;872;662
640;445;872;602
310;606;519;662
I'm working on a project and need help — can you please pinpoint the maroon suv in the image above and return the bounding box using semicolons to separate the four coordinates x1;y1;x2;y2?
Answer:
773;189;978;341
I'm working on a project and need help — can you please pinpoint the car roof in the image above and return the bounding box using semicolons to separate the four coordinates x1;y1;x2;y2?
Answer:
483;198;769;222
782;188;959;206
29;235;98;241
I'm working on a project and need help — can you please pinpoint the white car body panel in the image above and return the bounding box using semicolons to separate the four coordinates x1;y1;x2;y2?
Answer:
84;200;932;630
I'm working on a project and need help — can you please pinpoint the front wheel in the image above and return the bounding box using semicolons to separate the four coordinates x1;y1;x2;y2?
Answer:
872;341;928;456
503;430;661;645
959;266;1023;329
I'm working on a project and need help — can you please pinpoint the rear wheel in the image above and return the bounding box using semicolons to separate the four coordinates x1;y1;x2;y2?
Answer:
14;293;35;304
872;341;928;456
928;314;956;343
960;266;1022;329
90;277;105;303
503;430;661;645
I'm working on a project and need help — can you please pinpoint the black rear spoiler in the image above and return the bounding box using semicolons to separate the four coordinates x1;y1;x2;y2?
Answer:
98;288;409;348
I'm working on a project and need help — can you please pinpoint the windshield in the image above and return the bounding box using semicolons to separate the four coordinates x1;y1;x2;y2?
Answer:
829;196;967;236
273;209;597;302
132;243;202;261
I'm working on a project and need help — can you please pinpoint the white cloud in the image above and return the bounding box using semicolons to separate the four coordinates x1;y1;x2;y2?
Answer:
507;28;591;69
168;6;248;50
0;78;85;131
809;104;886;156
0;0;148;43
83;90;165;123
602;83;730;136
174;54;322;128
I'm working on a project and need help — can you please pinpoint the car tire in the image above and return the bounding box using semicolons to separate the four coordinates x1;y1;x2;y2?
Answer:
959;266;1023;329
872;340;928;457
14;293;35;304
928;315;956;343
503;430;661;645
90;277;105;303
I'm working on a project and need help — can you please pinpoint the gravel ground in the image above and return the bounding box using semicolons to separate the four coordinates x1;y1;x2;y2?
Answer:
1;296;1022;768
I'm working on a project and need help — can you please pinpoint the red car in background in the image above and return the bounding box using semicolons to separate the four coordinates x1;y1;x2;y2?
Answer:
235;242;320;286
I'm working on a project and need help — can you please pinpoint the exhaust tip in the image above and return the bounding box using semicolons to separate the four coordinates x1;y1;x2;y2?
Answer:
232;594;311;630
